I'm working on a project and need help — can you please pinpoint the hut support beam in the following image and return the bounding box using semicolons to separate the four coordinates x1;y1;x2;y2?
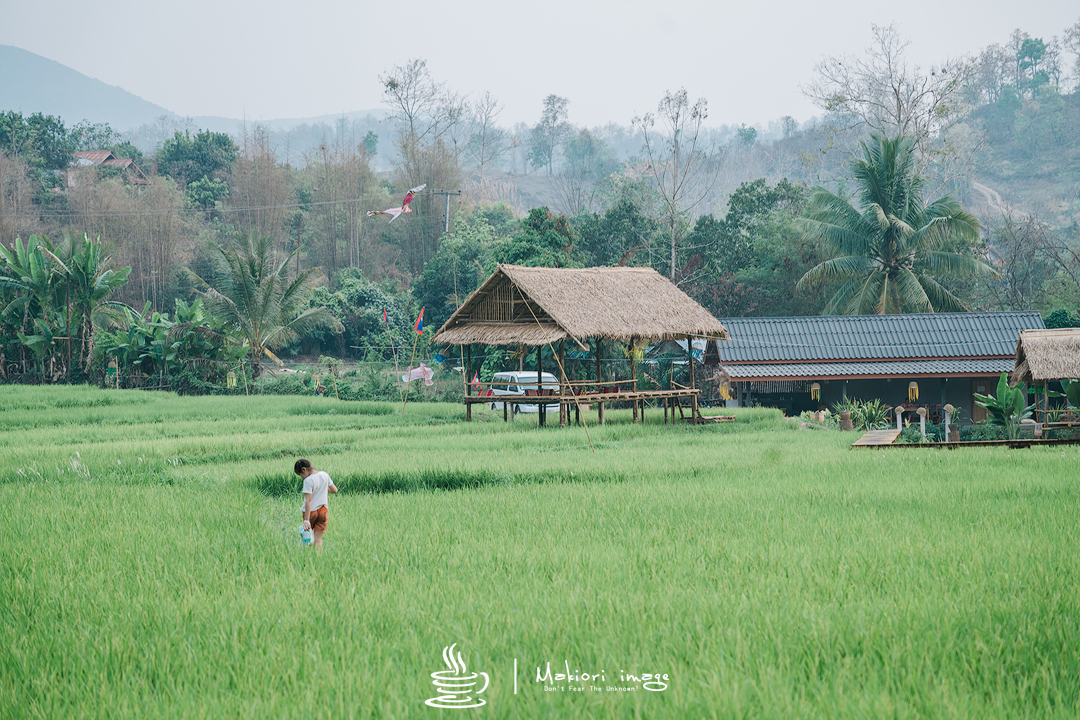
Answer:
537;345;545;427
596;338;604;425
465;344;472;422
687;335;697;424
561;338;570;427
631;339;638;423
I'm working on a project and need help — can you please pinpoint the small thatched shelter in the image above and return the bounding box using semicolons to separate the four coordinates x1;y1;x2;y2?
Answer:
433;264;729;425
433;264;729;346
1010;328;1080;385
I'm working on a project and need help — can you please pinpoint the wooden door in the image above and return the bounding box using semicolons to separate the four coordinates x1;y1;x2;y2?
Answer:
971;379;989;422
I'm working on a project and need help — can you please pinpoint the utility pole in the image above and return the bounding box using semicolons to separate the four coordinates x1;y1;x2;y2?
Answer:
427;189;462;235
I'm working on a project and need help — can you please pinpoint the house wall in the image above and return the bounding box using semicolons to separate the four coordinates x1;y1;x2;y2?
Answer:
741;375;993;425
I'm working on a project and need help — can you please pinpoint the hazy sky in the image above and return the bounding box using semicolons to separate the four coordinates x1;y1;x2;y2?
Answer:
2;0;1077;129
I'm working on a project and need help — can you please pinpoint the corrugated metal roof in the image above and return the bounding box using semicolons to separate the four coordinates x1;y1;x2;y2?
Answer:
723;359;1014;379
715;312;1044;362
73;150;115;164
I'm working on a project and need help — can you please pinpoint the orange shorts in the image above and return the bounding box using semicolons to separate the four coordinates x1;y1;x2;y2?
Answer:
308;506;328;532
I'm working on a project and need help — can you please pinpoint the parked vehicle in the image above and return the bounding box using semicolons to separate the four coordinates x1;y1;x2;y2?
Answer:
488;371;560;413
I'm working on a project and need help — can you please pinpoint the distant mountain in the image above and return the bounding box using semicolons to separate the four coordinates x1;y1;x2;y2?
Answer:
0;45;173;129
0;44;391;154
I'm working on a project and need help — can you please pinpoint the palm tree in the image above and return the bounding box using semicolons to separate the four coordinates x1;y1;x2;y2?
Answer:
42;234;132;373
204;232;341;375
796;134;998;314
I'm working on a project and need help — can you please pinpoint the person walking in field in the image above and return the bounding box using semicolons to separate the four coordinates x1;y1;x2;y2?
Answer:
295;459;338;550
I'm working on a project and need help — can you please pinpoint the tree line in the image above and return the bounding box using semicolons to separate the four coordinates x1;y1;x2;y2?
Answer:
2;20;1080;389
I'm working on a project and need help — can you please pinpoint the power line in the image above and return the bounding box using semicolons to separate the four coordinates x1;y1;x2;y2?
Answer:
0;188;463;222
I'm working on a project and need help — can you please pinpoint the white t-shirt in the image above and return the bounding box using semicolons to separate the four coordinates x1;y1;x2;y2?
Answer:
301;470;332;511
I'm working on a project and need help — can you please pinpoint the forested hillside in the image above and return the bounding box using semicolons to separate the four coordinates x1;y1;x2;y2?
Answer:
2;20;1080;388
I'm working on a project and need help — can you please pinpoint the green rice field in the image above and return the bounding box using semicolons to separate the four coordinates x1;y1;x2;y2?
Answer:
1;385;1078;719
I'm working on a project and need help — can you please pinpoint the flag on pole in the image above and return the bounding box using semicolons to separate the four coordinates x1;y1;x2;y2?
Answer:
383;306;388;324
414;307;425;334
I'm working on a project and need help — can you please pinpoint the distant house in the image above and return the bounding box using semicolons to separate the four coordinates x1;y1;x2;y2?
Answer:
70;150;150;185
713;312;1046;423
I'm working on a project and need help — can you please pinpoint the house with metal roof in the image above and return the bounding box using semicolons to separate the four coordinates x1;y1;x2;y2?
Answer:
714;312;1045;423
70;150;150;185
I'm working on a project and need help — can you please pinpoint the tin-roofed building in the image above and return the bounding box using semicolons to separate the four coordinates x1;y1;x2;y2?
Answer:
71;150;150;185
715;312;1045;422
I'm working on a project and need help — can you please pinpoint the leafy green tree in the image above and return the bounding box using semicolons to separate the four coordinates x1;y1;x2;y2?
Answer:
186;175;229;211
68;121;118;151
493;208;586;269
309;269;411;360
1043;308;1080;328
528;95;571;176
413;217;499;329
363;131;378;157
203;232;341;374
796;134;997;314
574;195;659;267
0;111;73;172
156;130;238;187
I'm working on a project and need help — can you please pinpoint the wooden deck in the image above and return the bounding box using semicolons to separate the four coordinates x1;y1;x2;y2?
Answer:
850;429;902;447
851;430;1080;449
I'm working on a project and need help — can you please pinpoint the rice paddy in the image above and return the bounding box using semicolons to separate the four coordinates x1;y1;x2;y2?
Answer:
1;385;1078;718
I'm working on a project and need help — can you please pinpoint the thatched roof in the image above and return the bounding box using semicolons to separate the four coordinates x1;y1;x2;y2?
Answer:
1010;328;1080;384
433;264;729;346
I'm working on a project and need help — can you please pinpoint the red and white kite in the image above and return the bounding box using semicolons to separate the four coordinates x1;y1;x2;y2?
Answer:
366;183;426;223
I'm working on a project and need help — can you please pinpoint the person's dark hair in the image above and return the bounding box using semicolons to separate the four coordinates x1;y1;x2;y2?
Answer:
294;458;312;476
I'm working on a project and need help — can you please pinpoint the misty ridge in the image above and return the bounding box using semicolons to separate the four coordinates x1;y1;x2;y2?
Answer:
2;19;1080;337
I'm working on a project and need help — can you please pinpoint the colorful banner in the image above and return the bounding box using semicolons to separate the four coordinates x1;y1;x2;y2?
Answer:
402;364;435;386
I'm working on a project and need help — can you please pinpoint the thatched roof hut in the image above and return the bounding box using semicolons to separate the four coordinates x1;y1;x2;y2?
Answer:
433;264;729;346
1010;328;1080;385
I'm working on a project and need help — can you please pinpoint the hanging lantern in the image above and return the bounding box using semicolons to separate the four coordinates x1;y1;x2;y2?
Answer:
720;381;732;401
107;359;118;377
810;382;821;401
227;371;236;388
908;381;919;401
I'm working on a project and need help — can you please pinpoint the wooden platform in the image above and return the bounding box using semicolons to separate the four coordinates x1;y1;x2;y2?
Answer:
462;388;700;405
463;388;709;425
851;430;1080;449
850;429;902;447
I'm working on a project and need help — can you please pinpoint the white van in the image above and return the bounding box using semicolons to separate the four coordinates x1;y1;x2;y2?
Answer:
488;371;560;413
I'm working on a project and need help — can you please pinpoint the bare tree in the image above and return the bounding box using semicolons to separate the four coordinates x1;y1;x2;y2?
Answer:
804;23;978;183
465;91;508;179
977;214;1055;311
633;88;719;282
1034;223;1080;306
0;151;35;243
379;59;464;271
229;122;291;240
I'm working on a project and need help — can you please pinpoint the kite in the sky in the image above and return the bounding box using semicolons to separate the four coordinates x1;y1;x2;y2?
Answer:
366;184;426;223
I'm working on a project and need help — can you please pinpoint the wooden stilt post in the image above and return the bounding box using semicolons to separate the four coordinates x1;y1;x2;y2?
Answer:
687;335;697;424
536;345;545;427
630;337;638;423
595;338;604;425
559;340;567;427
465;344;472;422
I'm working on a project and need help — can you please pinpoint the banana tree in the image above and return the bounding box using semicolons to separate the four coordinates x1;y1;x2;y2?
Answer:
973;373;1036;440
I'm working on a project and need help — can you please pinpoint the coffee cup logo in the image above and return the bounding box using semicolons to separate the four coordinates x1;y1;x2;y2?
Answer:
425;643;489;709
